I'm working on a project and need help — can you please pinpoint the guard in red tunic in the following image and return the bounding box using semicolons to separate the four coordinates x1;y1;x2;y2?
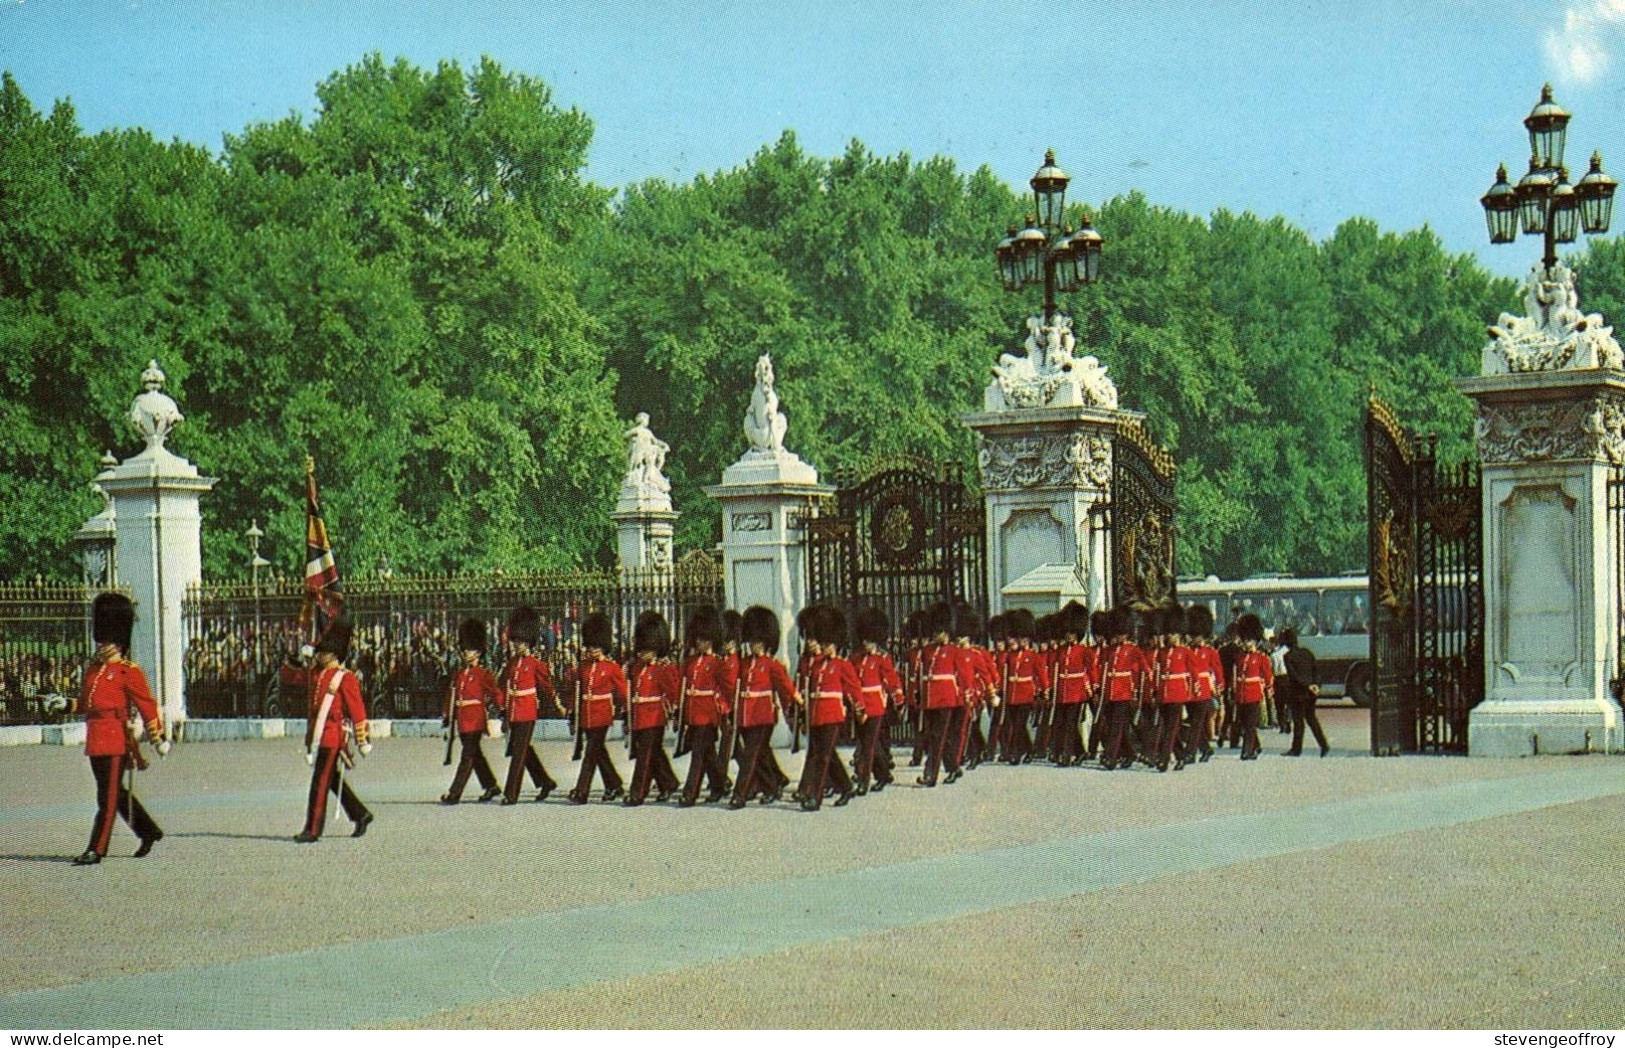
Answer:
916;603;970;787
678;606;735;806
1186;605;1224;763
850;607;902;795
980;613;1008;766
441;618;501;805
1233;613;1273;760
904;610;930;768
296;617;373;842
498;606;563;805
1085;609;1111;760
1049;602;1094;767
626;611;681;806
719;608;744;786
1100;607;1151;770
1151;604;1196;772
1001;609;1049;764
730;605;798;808
797;605;860;811
954;608;995;772
74;593;168;866
570;612;626;803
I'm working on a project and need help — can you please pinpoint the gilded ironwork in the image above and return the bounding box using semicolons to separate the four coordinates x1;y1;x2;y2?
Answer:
1109;420;1178;611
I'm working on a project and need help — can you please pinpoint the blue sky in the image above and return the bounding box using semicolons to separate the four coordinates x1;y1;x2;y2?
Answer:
4;0;1625;278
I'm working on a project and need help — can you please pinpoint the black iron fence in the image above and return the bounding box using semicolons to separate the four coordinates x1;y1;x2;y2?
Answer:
181;553;725;720
1612;468;1625;704
0;581;130;726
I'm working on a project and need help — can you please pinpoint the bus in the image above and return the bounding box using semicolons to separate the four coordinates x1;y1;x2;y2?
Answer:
1178;574;1372;706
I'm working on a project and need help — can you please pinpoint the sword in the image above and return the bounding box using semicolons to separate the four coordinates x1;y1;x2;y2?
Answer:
571;671;584;762
443;677;457;767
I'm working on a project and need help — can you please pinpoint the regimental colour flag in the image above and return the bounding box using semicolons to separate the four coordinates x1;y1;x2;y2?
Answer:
303;455;342;637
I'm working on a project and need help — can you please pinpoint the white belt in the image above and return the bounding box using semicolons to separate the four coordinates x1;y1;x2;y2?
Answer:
862;685;884;694
1010;676;1032;684
508;687;536;697
817;691;845;700
1060;672;1090;680
688;689;716;697
929;674;958;682
631;695;664;704
586;693;613;701
455;699;484;707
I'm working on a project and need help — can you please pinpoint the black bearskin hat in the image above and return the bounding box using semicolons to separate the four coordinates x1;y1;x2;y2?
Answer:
315;615;354;661
508;605;541;648
720;608;743;649
925;602;953;639
953;603;983;644
1090;609;1111;641
92;592;135;652
458;617;486;653
1058;601;1089;640
686;605;721;650
743;605;780;654
1235;612;1264;644
1185;603;1215;640
904;609;928;643
582;611;614;654
1005;607;1036;641
634;611;670;658
814;604;848;648
1157;604;1186;638
856;606;889;647
1106;606;1133;640
987;612;1007;644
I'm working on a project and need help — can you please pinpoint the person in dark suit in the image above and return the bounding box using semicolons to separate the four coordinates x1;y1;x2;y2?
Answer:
1280;628;1329;757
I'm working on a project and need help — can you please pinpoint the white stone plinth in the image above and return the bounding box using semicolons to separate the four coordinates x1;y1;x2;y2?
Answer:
962;404;1139;616
99;444;216;729
1458;369;1625;755
705;453;832;662
611;505;678;572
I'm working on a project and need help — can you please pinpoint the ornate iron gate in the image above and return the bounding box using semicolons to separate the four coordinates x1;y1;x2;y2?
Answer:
1109;419;1178;610
1365;392;1483;754
805;457;987;743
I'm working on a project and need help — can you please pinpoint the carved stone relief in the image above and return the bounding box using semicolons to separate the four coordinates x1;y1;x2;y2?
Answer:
978;432;1112;491
731;511;772;532
1475;393;1625;465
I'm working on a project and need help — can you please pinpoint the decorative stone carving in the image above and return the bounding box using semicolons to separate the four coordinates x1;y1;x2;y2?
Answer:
978;431;1113;491
1474;394;1625;465
744;354;789;453
1482;263;1625;374
647;535;673;570
731;512;772;532
622;412;672;498
988;314;1119;411
128;360;184;450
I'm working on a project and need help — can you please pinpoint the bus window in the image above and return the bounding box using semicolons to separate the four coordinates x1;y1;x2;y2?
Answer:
1253;591;1319;636
1321;590;1370;635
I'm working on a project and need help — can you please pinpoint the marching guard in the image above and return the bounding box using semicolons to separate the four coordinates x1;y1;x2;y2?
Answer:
956;608;997;772
1099;607;1151;770
1085;609;1111;760
851;607;902;795
916;603;970;787
730;605;797;808
1000;609;1047;764
498;605;563;804
678;606;735;806
1049;602;1094;767
570;611;627;803
440;618;502;805
1186;605;1224;762
795;605;859;810
1151;605;1195;772
625;611;681;806
1232;613;1273;760
295;616;374;842
74;592;169;866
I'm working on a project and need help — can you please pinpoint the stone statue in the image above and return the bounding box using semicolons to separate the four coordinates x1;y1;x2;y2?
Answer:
988;314;1118;411
744;353;789;453
129;360;184;450
1484;264;1624;373
623;412;671;495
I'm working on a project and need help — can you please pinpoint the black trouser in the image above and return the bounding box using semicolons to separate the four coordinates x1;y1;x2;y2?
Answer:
963;707;987;766
1086;700;1105;758
876;715;896;778
303;745;369;838
628;725;680;801
1238;703;1262;758
984;705;1005;762
1271;688;1291;731
1222;692;1239;747
573;726;623;796
680;723;730;802
1003;704;1034;763
88;754;160;857
1290;694;1329;753
910;706;928;765
798;722;851;804
1101;701;1136;765
504;720;556;801
918;706;959;784
1050;702;1085;763
1155;703;1189;765
1185;700;1214;756
852;717;892;790
733;724;785;801
447;730;498;801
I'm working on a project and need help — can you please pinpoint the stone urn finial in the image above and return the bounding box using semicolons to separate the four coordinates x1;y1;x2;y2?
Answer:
128;359;185;451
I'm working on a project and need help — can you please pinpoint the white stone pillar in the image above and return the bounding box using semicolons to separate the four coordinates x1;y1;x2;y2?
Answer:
612;413;679;572
99;362;216;730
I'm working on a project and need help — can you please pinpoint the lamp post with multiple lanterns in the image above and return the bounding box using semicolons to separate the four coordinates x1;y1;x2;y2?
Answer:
1480;84;1617;273
994;150;1103;323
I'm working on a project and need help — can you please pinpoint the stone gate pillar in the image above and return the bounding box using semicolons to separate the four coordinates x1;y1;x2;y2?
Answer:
704;354;833;661
611;412;679;572
961;313;1137;615
1458;263;1625;755
98;361;216;731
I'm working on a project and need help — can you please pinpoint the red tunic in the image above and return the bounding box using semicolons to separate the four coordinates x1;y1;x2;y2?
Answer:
1154;645;1195;704
1100;642;1150;702
1234;650;1274;705
80;660;161;758
308;665;367;750
809;654;863;727
1054;643;1095;705
1003;648;1050;707
449;665;500;734
922;644;965;710
1191;643;1224;702
577;658;626;729
738;655;797;728
499;654;554;723
851;651;903;718
629;660;680;731
966;646;999;707
682;653;735;726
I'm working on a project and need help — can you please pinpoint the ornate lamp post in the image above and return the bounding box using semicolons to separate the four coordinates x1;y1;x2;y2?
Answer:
993;150;1103;323
246;519;269;716
1481;84;1616;272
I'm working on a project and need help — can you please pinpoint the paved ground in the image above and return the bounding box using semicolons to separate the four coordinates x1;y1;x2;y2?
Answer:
2;707;1622;1029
